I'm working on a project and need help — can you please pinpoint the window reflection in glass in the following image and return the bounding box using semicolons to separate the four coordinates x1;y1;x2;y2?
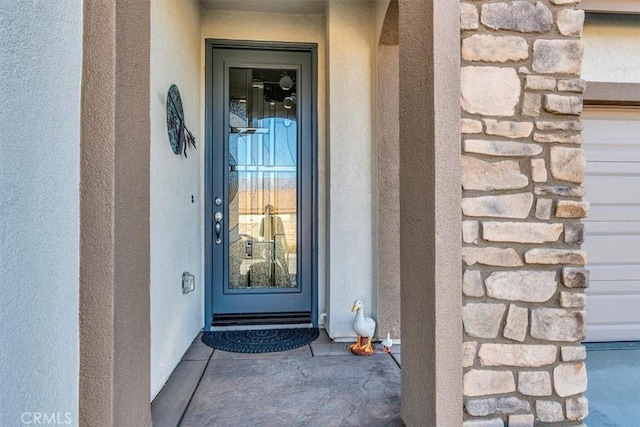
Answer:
227;68;298;289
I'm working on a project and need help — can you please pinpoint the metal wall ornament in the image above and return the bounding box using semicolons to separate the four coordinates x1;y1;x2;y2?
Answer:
166;84;196;157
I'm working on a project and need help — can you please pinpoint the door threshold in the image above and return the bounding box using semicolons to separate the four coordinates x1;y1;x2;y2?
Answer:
211;311;312;327
210;323;314;332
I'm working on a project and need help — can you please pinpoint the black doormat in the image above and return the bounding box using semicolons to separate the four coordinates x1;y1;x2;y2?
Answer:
202;328;319;353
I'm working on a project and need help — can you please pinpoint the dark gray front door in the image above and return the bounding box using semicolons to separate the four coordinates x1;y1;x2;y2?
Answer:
206;43;316;326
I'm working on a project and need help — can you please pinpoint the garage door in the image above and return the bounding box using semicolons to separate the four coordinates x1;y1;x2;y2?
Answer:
583;107;640;342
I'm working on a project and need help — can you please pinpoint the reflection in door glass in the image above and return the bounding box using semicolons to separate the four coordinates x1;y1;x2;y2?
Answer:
227;67;298;289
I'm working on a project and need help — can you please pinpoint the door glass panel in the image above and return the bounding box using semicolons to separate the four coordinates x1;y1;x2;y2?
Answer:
227;67;298;289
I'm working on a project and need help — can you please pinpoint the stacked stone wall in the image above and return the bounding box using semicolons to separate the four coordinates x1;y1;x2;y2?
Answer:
459;1;589;425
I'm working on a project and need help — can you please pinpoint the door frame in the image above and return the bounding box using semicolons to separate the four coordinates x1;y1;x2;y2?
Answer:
204;39;319;329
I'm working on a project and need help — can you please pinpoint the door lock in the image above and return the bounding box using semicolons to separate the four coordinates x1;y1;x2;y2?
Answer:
214;212;223;244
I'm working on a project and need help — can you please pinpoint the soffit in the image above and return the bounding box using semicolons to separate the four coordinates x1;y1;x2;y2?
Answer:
201;0;326;15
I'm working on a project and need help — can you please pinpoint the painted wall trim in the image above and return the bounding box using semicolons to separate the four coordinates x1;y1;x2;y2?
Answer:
584;82;640;105
581;0;640;14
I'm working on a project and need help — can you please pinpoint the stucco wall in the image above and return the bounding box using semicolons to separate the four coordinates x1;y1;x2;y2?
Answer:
0;0;82;424
201;8;329;325
150;0;203;398
376;0;401;340
201;4;378;339
399;1;462;423
80;1;151;423
326;0;377;340
582;13;640;83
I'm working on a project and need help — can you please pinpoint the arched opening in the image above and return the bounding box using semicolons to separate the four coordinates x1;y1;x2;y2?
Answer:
377;0;401;340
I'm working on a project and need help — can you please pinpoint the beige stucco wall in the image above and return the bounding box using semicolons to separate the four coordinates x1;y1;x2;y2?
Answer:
202;6;380;338
325;0;378;340
201;8;328;324
150;0;203;399
377;43;400;339
376;0;401;340
583;13;640;83
81;1;151;424
399;0;462;423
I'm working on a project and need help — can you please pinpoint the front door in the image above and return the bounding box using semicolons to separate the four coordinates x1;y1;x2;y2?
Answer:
206;42;316;326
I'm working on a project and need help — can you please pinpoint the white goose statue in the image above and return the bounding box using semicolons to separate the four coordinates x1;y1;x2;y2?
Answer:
350;299;377;355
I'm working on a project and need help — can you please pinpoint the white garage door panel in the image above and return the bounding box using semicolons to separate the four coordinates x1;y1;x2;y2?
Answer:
583;176;640;205
588;281;640;296
583;106;640;342
586;145;640;163
587;325;640;342
586;295;640;342
589;265;640;282
584;235;640;264
582;109;640;142
587;162;640;175
585;221;640;234
587;294;640;321
588;206;640;222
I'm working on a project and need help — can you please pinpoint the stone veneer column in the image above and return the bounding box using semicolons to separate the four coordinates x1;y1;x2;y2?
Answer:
459;1;589;426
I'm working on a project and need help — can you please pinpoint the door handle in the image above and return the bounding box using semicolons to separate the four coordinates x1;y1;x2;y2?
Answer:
214;212;223;244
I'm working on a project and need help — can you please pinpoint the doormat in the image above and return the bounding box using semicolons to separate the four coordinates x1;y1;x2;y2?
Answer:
202;328;319;353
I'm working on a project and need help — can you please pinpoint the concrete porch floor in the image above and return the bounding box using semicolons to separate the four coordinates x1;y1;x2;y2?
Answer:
152;330;403;427
152;332;640;427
